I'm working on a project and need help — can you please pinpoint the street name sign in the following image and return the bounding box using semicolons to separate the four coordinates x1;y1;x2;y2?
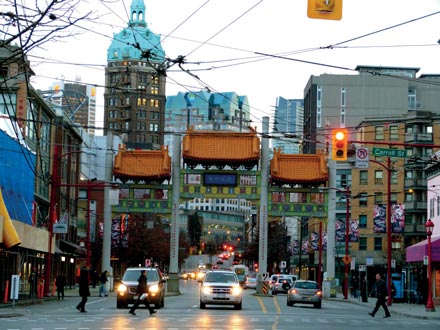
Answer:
372;147;406;158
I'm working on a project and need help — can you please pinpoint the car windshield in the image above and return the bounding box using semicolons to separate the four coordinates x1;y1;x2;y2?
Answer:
295;281;318;289
205;272;237;283
122;270;159;282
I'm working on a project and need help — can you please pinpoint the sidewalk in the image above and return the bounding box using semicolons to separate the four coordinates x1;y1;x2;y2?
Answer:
329;293;440;320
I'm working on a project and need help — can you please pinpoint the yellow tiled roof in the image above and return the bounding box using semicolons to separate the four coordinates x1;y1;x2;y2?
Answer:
270;149;328;184
113;144;171;181
182;127;260;162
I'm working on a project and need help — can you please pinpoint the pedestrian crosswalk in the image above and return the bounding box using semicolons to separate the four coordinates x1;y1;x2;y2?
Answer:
2;313;436;330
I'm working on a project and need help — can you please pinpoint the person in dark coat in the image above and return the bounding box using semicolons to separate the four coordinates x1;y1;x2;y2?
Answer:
28;267;38;299
76;268;90;313
129;270;156;316
99;270;108;297
55;272;66;301
368;273;391;318
360;277;368;302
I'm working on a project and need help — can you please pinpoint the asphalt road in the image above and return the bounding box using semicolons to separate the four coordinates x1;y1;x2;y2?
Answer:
1;280;439;330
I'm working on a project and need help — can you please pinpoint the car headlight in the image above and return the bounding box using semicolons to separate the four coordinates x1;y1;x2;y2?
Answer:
118;284;127;293
232;285;242;296
201;286;212;295
149;284;159;294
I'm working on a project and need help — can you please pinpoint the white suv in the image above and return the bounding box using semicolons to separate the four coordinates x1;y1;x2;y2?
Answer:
199;270;243;310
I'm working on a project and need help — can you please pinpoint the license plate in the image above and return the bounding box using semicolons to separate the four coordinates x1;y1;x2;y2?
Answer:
217;294;227;298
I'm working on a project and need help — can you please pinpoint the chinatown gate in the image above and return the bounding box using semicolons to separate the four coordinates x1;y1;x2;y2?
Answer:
111;121;329;292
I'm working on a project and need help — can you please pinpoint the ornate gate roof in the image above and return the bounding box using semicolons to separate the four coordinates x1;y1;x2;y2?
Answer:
113;144;171;183
270;149;328;186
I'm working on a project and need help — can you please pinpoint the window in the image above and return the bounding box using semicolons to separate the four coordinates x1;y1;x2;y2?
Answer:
389;125;399;140
150;99;159;108
359;238;367;251
359;171;368;185
375;126;384;140
405;192;413;202
375;170;383;184
340;87;346;107
0;93;16;115
359;193;368;207
374;193;383;204
437;196;440;216
390;193;398;204
151;111;159;120
340;108;345;127
374;237;382;251
430;198;435;218
359;214;367;228
391;170;398;185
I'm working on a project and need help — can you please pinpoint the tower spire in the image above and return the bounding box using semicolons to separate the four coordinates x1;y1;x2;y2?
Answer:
129;0;147;27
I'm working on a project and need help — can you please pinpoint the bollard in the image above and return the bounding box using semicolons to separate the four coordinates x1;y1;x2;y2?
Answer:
3;280;9;303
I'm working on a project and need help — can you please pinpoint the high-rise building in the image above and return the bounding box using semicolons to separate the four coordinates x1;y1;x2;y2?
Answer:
272;97;304;154
104;0;166;149
43;80;97;137
164;90;251;155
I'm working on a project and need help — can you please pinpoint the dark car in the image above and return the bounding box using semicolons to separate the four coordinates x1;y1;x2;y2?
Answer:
116;267;166;309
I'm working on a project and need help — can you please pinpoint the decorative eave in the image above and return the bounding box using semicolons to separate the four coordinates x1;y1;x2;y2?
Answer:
182;127;260;170
113;144;171;183
270;149;328;186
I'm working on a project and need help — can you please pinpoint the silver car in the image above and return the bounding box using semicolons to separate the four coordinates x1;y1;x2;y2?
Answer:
287;280;322;309
199;270;243;310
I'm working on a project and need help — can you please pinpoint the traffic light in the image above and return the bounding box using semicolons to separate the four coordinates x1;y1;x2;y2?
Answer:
307;0;343;21
331;128;348;161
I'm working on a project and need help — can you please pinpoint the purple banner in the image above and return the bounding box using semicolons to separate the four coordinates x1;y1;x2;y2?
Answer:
374;204;386;233
391;204;405;233
349;219;359;242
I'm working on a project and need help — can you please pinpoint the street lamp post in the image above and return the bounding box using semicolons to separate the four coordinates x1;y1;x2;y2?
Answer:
425;219;435;312
344;186;350;300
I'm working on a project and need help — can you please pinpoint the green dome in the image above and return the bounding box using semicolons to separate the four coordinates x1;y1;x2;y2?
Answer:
107;0;164;63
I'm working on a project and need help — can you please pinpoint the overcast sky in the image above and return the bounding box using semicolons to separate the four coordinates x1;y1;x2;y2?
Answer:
28;0;440;134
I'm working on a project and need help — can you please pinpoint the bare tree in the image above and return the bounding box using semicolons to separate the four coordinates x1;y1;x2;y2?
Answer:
0;0;95;63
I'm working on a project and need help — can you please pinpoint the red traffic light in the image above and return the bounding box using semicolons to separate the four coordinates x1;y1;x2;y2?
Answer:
331;128;348;161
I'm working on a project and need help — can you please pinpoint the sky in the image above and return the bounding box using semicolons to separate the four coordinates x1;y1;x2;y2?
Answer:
25;0;440;134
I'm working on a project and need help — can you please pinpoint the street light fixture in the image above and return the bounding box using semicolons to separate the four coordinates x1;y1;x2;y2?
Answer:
424;219;435;312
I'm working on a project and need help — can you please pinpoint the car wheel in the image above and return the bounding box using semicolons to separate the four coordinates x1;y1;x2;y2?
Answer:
272;290;277;295
287;300;293;307
200;300;206;309
116;300;125;309
314;302;322;309
234;301;242;310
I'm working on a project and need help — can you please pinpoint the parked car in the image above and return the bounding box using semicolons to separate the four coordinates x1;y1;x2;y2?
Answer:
286;280;322;309
199;270;243;310
116;267;166;309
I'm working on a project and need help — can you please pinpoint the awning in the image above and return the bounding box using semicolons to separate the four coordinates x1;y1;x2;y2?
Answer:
0;188;21;248
406;235;440;262
59;240;86;255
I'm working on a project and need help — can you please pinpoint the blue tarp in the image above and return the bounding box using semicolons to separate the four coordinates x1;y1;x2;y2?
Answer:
0;129;35;225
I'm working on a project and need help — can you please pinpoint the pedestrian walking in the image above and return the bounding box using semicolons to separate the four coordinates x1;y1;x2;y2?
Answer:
76;268;90;313
368;273;391;318
55;272;66;301
28;266;38;299
360;277;368;302
129;270;156;316
99;270;108;297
